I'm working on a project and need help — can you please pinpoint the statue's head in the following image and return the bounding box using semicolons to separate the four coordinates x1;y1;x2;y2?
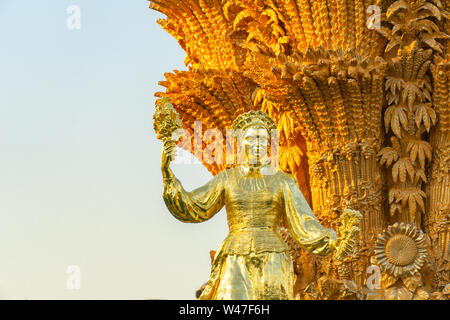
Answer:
231;110;277;167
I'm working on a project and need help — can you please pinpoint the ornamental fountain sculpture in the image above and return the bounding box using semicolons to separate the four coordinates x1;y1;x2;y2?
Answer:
155;101;361;299
149;0;450;300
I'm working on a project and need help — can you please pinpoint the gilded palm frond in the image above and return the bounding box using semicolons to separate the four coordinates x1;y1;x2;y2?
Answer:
379;0;450;53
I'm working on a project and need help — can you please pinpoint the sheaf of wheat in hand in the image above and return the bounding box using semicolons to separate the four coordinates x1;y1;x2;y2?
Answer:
335;209;363;261
153;97;183;144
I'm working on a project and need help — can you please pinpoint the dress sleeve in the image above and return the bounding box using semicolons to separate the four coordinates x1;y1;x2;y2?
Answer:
162;170;226;223
281;174;337;256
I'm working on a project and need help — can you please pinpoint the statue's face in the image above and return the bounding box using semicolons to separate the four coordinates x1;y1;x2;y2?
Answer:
243;126;269;166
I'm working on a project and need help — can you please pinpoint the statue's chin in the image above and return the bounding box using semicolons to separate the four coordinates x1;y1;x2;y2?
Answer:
245;158;264;168
241;159;277;176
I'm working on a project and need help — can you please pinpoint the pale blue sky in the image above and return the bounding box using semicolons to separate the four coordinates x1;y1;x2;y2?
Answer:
0;1;228;299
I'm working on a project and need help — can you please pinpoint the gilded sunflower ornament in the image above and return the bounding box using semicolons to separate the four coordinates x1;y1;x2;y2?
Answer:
375;223;428;278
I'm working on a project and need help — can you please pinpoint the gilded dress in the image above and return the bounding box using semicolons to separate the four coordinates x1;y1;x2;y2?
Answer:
162;165;337;300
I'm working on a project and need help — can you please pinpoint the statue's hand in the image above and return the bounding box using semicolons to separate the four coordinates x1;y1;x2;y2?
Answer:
333;209;363;261
161;140;177;179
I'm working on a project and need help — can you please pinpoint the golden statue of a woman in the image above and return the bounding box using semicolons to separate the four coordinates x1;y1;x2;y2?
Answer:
160;109;361;300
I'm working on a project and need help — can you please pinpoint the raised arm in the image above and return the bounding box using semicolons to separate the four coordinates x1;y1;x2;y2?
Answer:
161;141;226;223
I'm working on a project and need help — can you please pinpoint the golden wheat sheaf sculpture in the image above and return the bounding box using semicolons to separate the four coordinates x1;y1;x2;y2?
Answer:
150;0;450;299
150;0;388;204
150;0;389;292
